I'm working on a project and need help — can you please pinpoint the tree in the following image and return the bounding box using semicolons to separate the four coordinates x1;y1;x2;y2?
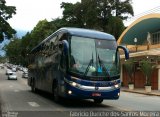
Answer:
4;0;134;66
0;0;16;42
106;16;125;39
140;60;154;86
50;18;66;29
4;19;58;66
5;39;22;64
0;56;7;63
28;19;57;49
61;2;85;28
124;59;134;84
114;0;134;20
92;0;133;32
61;0;134;40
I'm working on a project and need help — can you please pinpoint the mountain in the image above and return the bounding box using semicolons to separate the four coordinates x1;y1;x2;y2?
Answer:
0;30;28;56
16;30;28;38
0;30;30;56
0;39;10;56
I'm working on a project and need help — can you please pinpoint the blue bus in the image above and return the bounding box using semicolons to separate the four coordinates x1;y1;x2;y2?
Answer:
28;27;129;103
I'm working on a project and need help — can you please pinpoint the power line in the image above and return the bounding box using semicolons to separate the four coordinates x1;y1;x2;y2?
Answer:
133;6;160;18
125;6;160;24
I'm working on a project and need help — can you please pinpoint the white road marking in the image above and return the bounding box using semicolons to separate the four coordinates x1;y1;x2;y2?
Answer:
14;89;19;92
28;102;40;107
55;108;64;111
9;85;13;88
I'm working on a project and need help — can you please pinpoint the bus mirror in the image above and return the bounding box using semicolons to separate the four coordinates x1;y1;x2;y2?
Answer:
116;46;129;60
59;42;63;50
62;40;69;55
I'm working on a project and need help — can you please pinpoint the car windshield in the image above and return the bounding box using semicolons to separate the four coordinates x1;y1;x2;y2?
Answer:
68;36;120;80
9;73;13;75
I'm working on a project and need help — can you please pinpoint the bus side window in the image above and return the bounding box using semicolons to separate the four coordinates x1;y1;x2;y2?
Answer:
50;42;54;50
59;52;66;73
59;33;68;41
28;54;34;65
50;35;57;50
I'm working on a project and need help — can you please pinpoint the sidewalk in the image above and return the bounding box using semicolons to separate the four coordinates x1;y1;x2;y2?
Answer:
121;87;160;96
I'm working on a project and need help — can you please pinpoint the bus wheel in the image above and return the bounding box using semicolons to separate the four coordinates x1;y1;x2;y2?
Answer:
94;99;103;104
31;79;37;93
53;83;61;102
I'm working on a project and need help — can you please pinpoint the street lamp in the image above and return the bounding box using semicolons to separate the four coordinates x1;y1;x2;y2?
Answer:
134;38;137;52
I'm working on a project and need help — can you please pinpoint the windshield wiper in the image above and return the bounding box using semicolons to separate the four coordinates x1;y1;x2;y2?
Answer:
83;53;94;78
98;54;110;78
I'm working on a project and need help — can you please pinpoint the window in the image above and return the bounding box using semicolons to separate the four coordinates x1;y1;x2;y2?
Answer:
152;31;160;44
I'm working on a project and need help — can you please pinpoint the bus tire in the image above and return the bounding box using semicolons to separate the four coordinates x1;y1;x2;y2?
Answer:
94;99;103;104
53;82;61;102
31;78;37;93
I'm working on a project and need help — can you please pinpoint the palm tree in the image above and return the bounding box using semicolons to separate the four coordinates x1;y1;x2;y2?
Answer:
140;60;154;86
124;59;134;84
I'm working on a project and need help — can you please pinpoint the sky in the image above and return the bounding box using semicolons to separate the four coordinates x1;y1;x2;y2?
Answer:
6;0;81;31
6;0;160;31
1;0;160;56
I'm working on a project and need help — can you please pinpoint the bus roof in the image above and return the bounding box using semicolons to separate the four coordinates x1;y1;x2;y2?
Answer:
61;27;115;40
31;27;115;53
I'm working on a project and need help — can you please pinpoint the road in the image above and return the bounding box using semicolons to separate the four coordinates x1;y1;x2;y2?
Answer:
0;68;160;117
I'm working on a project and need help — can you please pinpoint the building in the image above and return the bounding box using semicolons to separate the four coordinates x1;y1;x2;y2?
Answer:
118;13;160;90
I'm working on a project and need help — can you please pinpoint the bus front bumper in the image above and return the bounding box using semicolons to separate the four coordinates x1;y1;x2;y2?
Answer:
59;83;120;100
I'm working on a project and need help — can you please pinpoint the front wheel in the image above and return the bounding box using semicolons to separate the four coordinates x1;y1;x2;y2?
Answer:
31;79;37;92
53;83;61;102
94;99;103;104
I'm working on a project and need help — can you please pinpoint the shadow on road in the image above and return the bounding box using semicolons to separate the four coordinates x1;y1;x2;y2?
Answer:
30;90;112;109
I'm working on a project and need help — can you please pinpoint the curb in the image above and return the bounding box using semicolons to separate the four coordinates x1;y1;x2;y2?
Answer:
121;89;160;97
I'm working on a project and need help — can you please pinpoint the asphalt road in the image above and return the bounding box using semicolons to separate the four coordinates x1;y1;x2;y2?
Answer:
0;68;160;117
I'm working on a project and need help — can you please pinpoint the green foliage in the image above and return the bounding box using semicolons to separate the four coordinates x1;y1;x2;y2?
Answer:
106;16;125;39
5;19;57;66
28;19;57;49
114;0;134;20
61;0;133;40
4;0;134;66
61;2;85;27
21;19;57;55
0;56;7;63
50;18;66;29
140;60;154;86
0;0;16;42
5;39;22;64
124;59;134;84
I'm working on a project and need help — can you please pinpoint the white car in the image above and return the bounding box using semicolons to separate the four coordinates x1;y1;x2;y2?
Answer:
22;72;28;78
8;72;17;80
23;68;28;73
6;69;13;75
12;67;17;72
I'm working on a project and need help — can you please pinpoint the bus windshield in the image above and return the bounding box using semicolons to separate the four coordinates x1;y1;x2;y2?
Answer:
68;36;120;80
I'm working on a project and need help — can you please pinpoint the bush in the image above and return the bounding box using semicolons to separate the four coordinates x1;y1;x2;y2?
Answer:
140;60;154;86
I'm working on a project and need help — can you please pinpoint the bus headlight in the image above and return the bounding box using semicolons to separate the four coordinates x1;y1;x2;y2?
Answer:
68;90;72;94
71;82;77;87
114;84;119;88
